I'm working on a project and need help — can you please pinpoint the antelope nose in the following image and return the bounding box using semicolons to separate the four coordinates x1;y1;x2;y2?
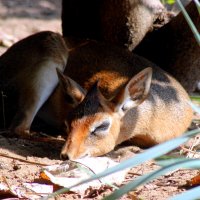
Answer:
60;152;69;160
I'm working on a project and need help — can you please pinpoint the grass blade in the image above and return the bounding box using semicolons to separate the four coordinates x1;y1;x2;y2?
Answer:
43;129;200;199
156;157;190;166
68;129;199;190
194;0;200;15
176;0;200;45
190;95;200;102
188;101;200;114
104;159;200;200
64;131;197;190
169;185;200;200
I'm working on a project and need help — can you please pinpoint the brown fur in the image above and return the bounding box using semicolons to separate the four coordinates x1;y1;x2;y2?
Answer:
0;31;69;135
0;32;193;159
58;39;193;160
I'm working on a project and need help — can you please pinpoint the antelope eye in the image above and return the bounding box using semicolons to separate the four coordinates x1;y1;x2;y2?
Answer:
90;120;111;136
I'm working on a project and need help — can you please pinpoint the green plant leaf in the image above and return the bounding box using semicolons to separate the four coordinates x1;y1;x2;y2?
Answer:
156;157;190;166
194;0;200;15
190;95;200;102
169;185;200;200
161;0;175;4
188;101;200;114
176;0;200;45
167;0;176;5
68;129;199;190
104;159;200;200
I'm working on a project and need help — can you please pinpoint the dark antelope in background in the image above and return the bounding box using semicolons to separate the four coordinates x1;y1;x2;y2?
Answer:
62;0;200;93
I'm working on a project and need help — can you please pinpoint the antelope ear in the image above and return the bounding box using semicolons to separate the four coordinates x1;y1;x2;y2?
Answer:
56;68;86;107
113;67;152;116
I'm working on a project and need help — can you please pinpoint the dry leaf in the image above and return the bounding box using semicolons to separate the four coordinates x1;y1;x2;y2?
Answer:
41;157;129;192
186;173;200;187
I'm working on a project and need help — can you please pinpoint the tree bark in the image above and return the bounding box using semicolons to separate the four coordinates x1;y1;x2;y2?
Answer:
61;0;163;50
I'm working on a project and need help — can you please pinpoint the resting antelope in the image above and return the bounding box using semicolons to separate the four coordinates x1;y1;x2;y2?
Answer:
0;31;193;160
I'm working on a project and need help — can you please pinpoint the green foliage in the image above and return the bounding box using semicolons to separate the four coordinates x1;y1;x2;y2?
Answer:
188;101;200;113
194;0;200;15
169;186;200;200
66;129;199;191
176;0;200;46
155;156;191;166
190;95;200;103
105;159;200;200
161;0;200;45
161;0;175;5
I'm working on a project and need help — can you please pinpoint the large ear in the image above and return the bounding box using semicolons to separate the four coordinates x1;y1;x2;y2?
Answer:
56;68;86;107
113;67;152;117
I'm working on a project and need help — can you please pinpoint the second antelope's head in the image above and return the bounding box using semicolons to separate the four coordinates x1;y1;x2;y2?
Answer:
57;68;152;160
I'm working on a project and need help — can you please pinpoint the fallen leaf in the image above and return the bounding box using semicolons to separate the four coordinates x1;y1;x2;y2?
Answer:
186;173;200;187
41;157;129;192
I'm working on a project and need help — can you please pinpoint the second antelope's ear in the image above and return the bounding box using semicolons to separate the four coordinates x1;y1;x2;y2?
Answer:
56;68;86;107
113;67;152;117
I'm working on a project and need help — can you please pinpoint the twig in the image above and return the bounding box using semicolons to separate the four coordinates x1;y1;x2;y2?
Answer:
0;152;49;166
71;160;102;183
0;129;65;145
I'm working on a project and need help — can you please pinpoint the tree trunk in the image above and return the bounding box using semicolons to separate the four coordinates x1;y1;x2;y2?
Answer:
61;0;164;50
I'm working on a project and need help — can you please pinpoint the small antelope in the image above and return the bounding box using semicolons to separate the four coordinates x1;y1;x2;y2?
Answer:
0;31;193;160
58;39;193;160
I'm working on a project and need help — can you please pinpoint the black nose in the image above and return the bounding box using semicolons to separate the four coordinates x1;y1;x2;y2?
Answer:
60;153;69;160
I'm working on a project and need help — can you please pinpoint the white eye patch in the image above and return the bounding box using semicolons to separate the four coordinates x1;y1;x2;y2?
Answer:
117;97;137;117
121;98;136;111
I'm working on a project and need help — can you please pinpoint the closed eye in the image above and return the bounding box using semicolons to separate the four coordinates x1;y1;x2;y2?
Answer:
91;120;111;136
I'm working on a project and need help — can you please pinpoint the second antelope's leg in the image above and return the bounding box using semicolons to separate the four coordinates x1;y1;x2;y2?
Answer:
10;61;65;137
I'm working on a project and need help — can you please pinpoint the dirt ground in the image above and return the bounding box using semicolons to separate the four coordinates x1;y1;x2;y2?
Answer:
0;1;199;200
0;0;61;55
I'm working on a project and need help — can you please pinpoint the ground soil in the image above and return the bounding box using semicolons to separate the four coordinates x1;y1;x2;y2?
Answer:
0;1;199;200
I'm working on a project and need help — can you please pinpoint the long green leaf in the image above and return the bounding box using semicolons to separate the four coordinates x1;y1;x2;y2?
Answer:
176;0;200;45
104;159;200;200
156;157;190;166
169;185;200;200
194;0;200;15
190;95;200;102
188;101;200;114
